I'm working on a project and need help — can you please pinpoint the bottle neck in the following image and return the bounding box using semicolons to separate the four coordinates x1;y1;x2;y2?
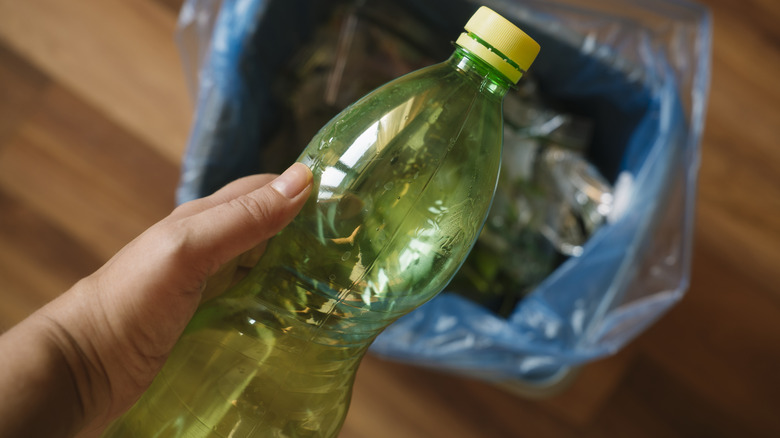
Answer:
449;45;514;98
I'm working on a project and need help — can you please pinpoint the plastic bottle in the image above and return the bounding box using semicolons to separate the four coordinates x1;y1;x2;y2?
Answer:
102;7;539;438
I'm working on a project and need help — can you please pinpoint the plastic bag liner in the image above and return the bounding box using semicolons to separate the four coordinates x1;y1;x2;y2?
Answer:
175;0;711;383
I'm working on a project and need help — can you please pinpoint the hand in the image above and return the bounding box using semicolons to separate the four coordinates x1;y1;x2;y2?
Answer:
0;163;313;437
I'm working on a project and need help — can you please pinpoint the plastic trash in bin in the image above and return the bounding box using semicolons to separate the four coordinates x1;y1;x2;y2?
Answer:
174;0;711;386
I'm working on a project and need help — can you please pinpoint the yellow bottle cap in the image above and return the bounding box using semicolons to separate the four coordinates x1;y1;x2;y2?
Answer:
455;6;540;84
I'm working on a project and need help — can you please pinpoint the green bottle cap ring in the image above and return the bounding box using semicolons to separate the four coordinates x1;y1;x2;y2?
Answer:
457;6;540;83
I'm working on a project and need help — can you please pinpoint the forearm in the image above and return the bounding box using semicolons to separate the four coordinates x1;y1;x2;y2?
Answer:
0;312;88;437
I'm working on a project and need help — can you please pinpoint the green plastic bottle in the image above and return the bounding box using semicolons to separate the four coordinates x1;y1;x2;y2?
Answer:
103;7;539;438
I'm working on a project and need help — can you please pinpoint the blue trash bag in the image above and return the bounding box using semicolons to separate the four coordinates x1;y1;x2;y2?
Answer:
174;0;711;383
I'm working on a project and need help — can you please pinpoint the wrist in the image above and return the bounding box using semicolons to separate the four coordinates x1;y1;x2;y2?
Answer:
35;278;118;434
0;310;88;437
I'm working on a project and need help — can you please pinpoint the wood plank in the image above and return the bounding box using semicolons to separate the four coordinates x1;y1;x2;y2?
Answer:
533;346;638;427
0;43;51;146
692;0;780;296
344;355;580;438
153;0;186;15
0;189;104;329
586;354;761;438
0;189;102;295
638;237;780;434
0;84;179;260
0;0;192;163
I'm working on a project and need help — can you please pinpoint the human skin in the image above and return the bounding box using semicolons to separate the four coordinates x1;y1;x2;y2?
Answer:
0;163;313;437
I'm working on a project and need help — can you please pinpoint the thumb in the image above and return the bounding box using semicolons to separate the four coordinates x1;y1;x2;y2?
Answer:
178;162;313;274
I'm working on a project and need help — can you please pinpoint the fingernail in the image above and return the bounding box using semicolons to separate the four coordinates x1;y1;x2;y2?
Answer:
271;163;312;198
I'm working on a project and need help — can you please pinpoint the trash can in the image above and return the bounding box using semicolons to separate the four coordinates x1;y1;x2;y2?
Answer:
174;0;711;389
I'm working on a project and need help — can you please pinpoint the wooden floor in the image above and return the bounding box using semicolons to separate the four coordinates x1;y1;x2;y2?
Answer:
1;0;779;437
